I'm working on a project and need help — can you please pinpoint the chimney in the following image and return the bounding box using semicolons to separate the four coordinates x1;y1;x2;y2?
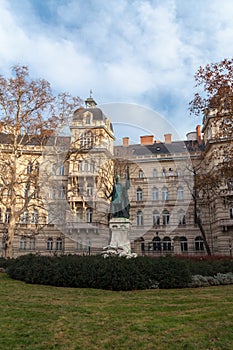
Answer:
196;125;202;144
122;137;129;146
140;135;154;145
164;133;172;144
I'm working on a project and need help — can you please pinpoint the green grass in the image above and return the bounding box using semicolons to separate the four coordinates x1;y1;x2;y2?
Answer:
0;273;233;350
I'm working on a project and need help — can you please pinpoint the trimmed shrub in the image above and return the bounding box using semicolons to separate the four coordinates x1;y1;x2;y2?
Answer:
6;254;192;290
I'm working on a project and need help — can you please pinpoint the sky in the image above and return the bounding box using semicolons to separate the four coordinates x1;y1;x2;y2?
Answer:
1;0;233;142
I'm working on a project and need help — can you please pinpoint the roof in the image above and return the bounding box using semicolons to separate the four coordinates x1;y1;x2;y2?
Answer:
115;140;204;157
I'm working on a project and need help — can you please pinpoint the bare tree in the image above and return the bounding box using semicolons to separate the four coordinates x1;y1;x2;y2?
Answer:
0;65;82;258
189;58;233;255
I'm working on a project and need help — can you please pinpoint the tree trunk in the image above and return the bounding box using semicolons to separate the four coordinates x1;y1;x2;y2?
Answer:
5;217;16;259
196;216;212;256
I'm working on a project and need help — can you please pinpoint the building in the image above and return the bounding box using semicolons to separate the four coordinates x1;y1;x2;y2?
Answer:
0;96;232;257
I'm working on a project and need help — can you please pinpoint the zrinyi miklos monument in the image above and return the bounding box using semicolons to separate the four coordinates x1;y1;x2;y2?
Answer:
102;167;137;258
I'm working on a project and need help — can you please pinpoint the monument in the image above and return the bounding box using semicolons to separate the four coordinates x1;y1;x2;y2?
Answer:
102;166;137;258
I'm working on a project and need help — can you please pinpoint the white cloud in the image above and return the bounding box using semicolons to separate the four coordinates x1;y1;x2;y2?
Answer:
0;0;232;140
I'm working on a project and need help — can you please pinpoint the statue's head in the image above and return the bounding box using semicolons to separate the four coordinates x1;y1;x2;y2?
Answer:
116;175;120;183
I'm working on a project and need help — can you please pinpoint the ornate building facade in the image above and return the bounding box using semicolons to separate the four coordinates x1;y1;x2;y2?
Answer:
0;97;232;257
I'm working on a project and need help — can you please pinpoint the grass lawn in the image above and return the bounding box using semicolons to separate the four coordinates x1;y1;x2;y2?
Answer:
0;273;233;350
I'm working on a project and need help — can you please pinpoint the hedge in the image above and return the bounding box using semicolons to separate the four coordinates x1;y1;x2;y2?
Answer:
6;254;191;290
4;254;233;291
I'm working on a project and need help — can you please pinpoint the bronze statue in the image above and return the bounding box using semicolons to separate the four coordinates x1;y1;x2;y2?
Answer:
109;166;130;219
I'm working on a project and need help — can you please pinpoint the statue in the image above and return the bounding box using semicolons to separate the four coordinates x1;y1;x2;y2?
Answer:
109;166;130;219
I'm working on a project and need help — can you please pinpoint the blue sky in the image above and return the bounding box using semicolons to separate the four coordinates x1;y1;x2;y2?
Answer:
1;0;233;141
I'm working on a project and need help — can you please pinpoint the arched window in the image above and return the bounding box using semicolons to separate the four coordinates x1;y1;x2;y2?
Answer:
138;169;143;178
47;237;53;251
20;236;26;250
153;210;160;226
139;237;145;252
162;210;170;225
86;208;93;223
153;169;157;177
195;236;204;251
230;207;233;219
136;211;143;226
180;237;188;252
178;209;186;225
177;187;184;200
153;237;161;251
162;187;168;201
163;237;172;251
162;169;166;177
152;187;158;201
56;237;63;251
136;188;143;201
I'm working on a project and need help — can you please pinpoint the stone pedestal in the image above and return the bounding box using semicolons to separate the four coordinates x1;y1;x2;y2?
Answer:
102;218;137;258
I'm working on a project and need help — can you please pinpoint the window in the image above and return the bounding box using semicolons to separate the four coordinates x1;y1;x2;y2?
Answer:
0;208;2;222
230;207;233;219
24;184;30;198
136;188;143;201
178;210;186;225
162;169;166;177
153;169;157;177
58;186;66;199
195;236;204;251
138;170;143;178
86;240;91;255
86;115;91;124
47;237;53;251
153;237;161;251
86;208;93;223
180;237;188;252
20;236;27;250
80;131;93;148
27;162;33;174
153;210;160;226
152;187;158;201
136;211;143;226
5;208;11;223
177;187;184;200
163;237;172;251
21;210;29;224
59;164;65;176
90;161;95;173
168;168;173;176
162;210;170;225
78;161;83;172
162;187;168;201
29;237;35;251
87;183;93;197
56;237;63;251
77;241;83;251
52;164;57;175
84;160;88;172
31;209;38;224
